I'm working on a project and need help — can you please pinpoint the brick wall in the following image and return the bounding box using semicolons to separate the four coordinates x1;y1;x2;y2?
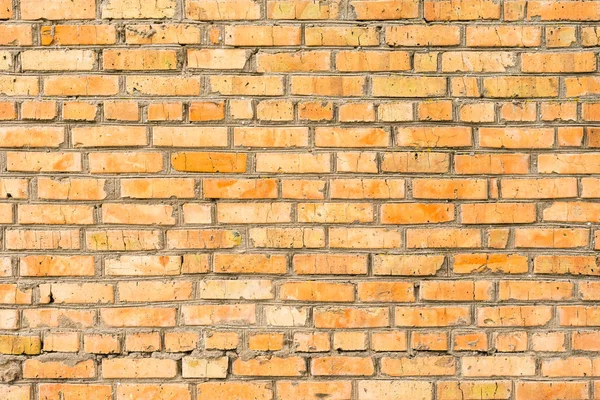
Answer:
0;0;599;399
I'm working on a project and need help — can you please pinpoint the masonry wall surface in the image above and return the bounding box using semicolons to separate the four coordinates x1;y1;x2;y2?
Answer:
0;0;599;399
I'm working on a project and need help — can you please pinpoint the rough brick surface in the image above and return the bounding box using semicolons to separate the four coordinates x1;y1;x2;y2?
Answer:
1;0;600;398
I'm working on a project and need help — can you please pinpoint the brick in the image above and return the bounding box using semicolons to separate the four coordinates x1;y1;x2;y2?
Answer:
373;76;446;97
316;127;389;147
42;332;79;352
314;307;389;328
461;203;536;224
197;382;272;400
256;153;330;173
248;332;284;351
386;25;460;46
515;382;589;400
125;24;200;44
395;306;470;327
188;49;247;69
6;229;80;250
381;152;449;173
172;152;246;173
102;358;176;379
373;255;444;276
103;204;175;225
233;356;305;376
358;282;414;302
0;25;33;45
559;306;600;326
293;332;330;352
351;0;418;19
306;26;378;46
21;101;57;120
126;76;201;96
413;178;486;199
421;281;493;301
454;253;528;274
478;306;553;326
298;203;373;223
396;126;471;147
200;279;273;300
224;25;301;46
217;202;291;223
539;153;600;174
381;356;455;376
453;332;488;351
189;101;225;121
256;100;294;121
22;50;95;71
333;331;366;350
280;281;354;302
21;0;95;19
291;76;365;96
329;227;402;249
527;1;600;20
39;384;112;400
116;384;190;400
501;178;577;199
41;25;116;45
480;127;554;148
424;0;500;20
437;381;512;399
277;381;352;400
312;356;374;376
443;51;516;72
7;152;81;173
119;281;192;302
165;332;198;352
44;75;119;96
187;0;260;20
181;254;210;274
182;304;256;325
455;153;529;174
104;101;138;121
462;356;535;377
63;99;99;119
0;126;63;147
499;281;573;301
546;26;577;47
258;51;330;72
522;52;596;72
103;49;178;70
0;335;40;355
182;357;228;378
210;75;283;96
357;381;432;400
20;255;94;277
72;126;146;147
87;229;161;251
148;103;183;121
102;0;176;18
534;255;599;275
382;203;453;224
336;51;410;72
483;76;559;97
531;332;566;352
235;127;308;148
514;228;589;248
0;284;31;304
23;359;95;379
466;26;541;46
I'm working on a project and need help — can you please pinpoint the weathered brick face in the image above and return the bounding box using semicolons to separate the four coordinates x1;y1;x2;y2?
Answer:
0;0;599;398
